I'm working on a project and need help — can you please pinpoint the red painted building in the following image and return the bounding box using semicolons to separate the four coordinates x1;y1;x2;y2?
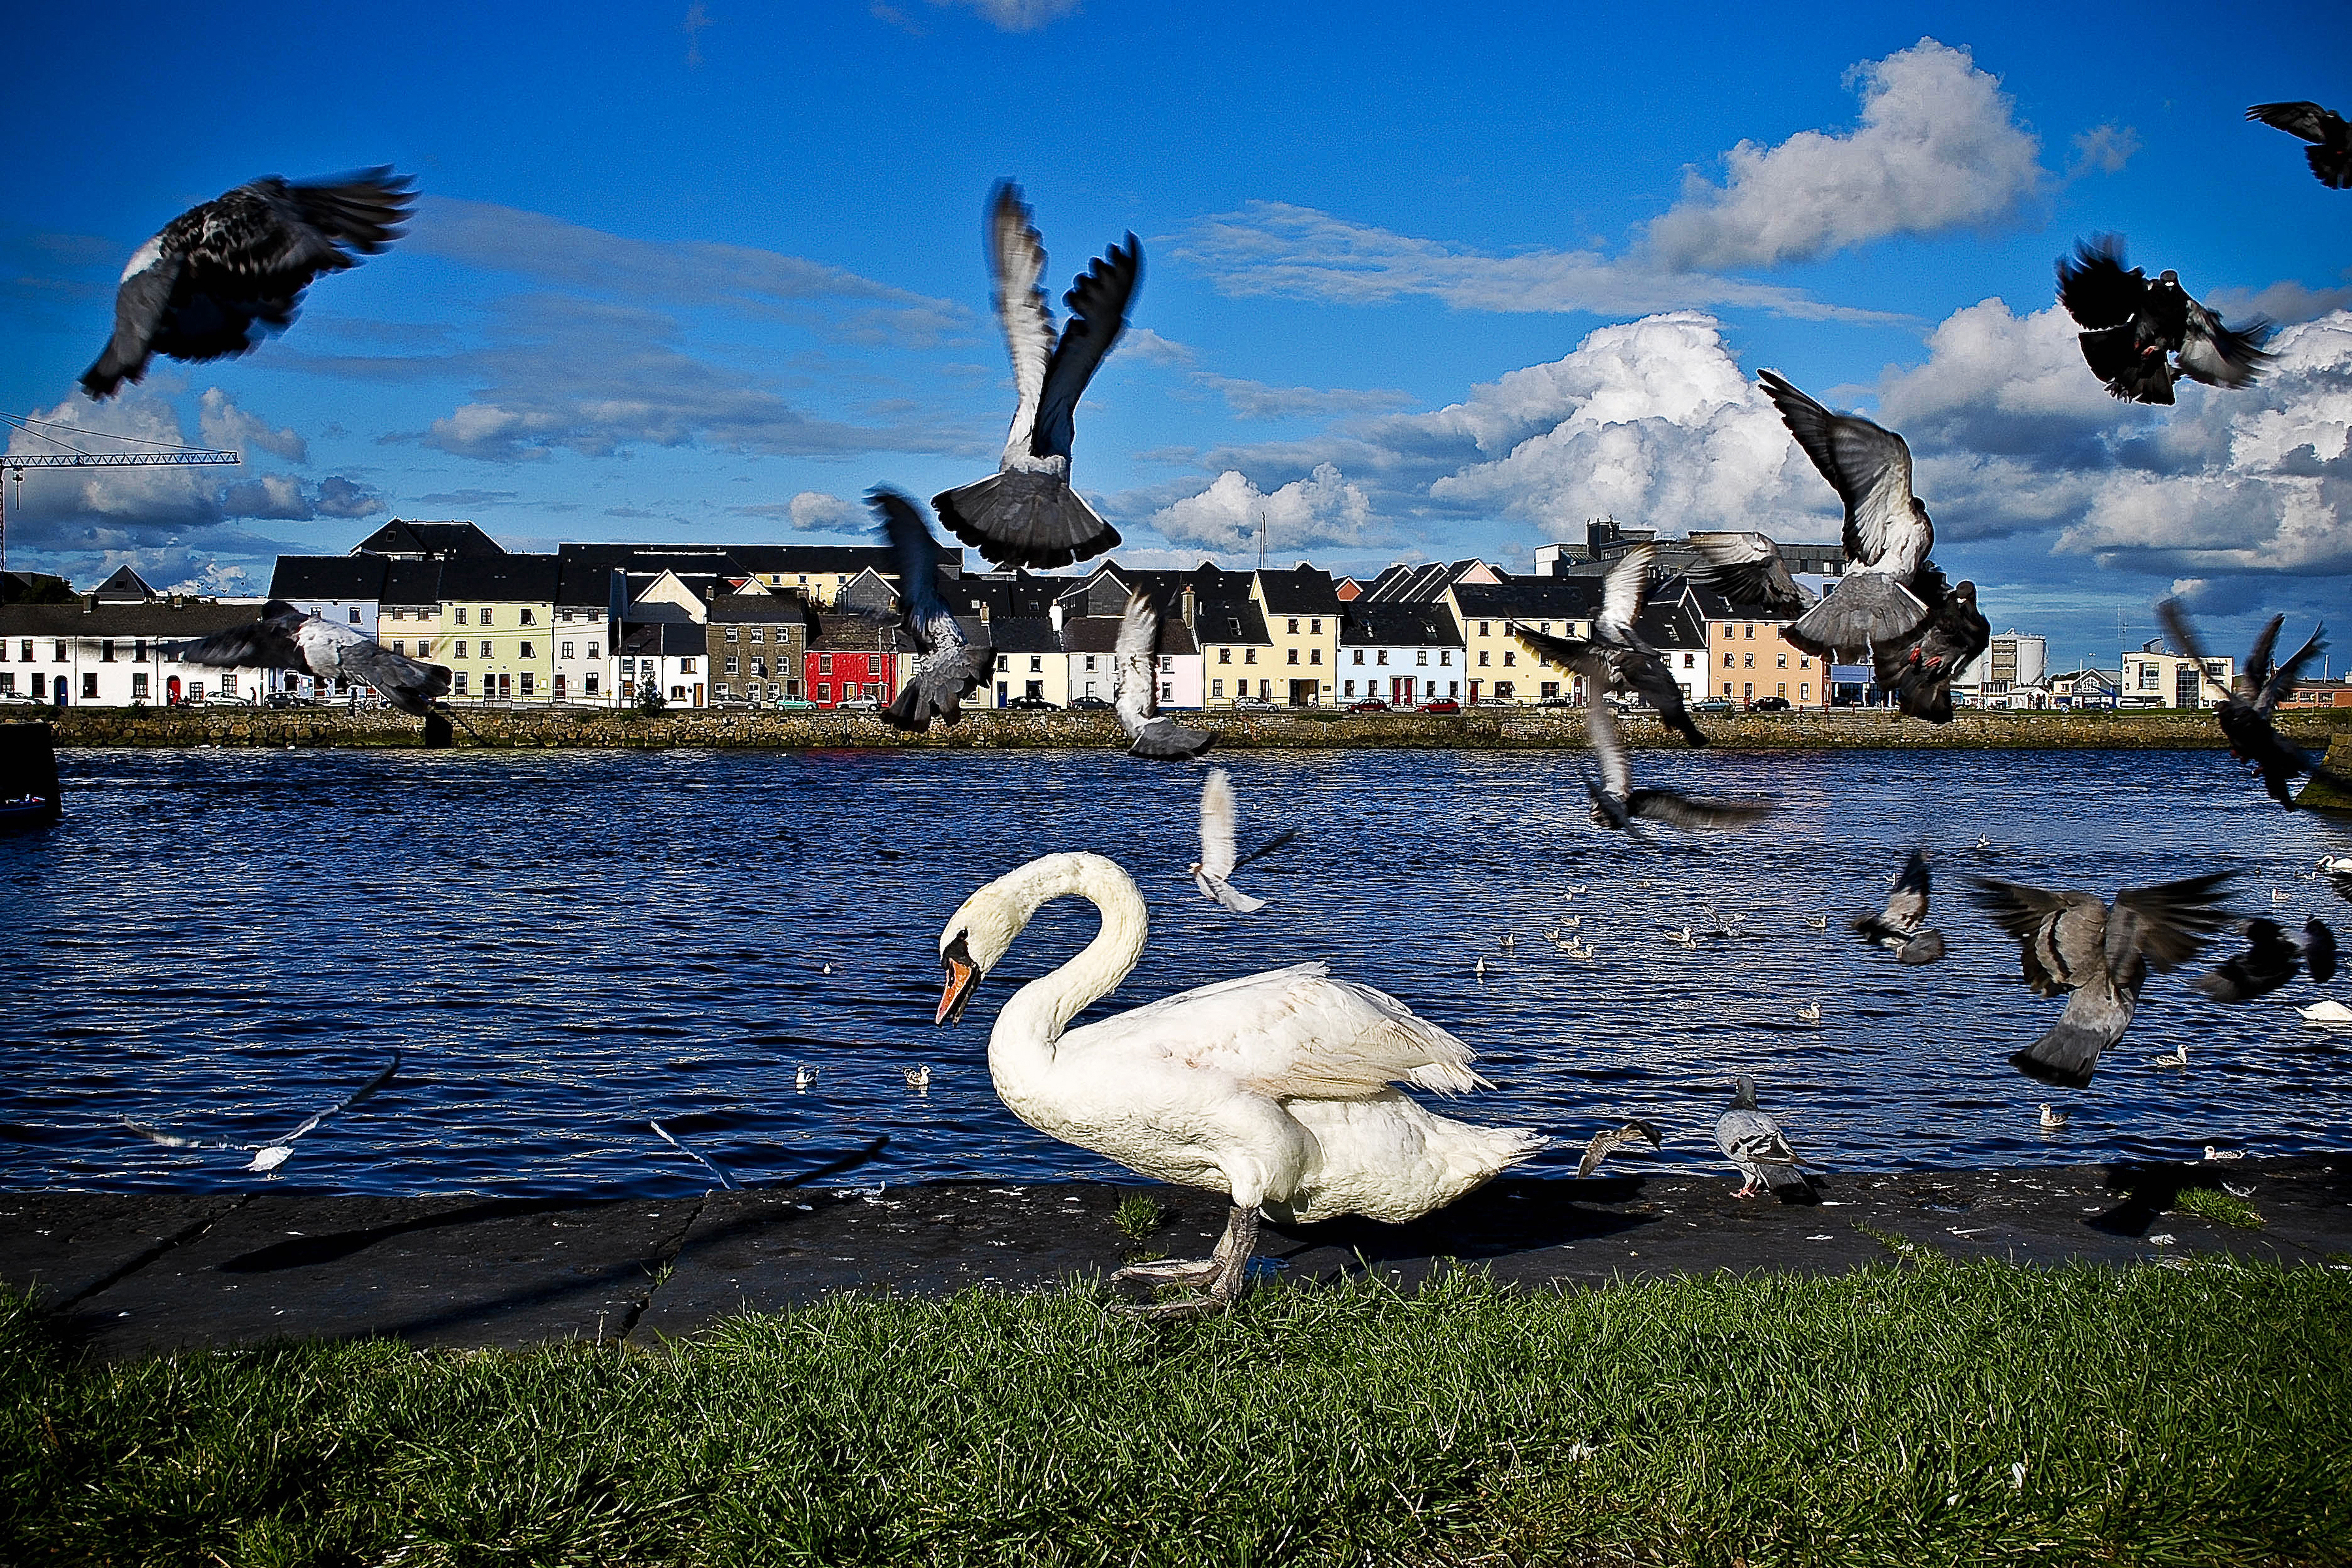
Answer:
806;615;898;708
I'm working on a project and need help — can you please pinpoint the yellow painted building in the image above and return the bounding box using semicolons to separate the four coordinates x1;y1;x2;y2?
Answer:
438;554;561;704
1249;566;1344;706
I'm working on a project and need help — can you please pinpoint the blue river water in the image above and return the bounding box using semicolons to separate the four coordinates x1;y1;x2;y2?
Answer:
3;745;2349;1197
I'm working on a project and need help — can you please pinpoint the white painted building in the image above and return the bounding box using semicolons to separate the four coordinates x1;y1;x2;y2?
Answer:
1337;602;1467;705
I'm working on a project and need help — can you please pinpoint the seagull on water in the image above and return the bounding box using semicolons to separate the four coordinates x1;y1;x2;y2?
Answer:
650;1121;739;1190
1576;1119;1663;1179
2202;1145;2246;1162
903;1064;933;1091
794;1064;819;1091
1188;768;1294;914
1715;1076;1808;1199
1113;593;1212;760
2151;1046;2190;1070
2039;1104;2068;1132
83;168;414;399
127;1054;400;1175
1475;956;1489;980
932;182;1139;569
1795;1000;1822;1022
1804;913;1829;930
1662;927;1699;948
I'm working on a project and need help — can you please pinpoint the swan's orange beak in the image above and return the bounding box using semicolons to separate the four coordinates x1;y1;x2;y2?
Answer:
936;956;979;1025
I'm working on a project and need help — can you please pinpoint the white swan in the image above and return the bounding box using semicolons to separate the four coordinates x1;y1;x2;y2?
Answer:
2298;998;2352;1025
932;852;1545;1311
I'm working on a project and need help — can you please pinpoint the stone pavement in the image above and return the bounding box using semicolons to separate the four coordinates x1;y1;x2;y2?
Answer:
5;1156;2345;1360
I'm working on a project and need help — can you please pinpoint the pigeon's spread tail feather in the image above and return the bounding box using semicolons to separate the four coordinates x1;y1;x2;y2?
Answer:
1129;718;1214;760
1785;574;1926;659
933;470;1119;570
2010;1023;2104;1090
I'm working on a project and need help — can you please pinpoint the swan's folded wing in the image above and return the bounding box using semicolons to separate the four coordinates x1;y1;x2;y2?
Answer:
1068;962;1492;1100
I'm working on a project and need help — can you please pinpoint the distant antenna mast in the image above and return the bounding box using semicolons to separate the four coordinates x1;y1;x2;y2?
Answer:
1256;501;1269;571
1;410;239;575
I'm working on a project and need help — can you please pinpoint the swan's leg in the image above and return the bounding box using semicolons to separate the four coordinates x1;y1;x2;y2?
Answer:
1116;1205;1260;1315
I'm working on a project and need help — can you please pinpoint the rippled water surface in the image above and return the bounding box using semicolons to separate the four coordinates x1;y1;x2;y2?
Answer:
5;745;2350;1196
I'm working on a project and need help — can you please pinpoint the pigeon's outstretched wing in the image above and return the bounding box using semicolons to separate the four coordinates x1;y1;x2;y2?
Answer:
2108;872;2239;972
1598;544;1654;636
1576;1119;1663;1179
1757;371;1925;574
1859;850;1930;933
986;182;1056;460
1872;580;1987;724
165;601;310;672
1032;234;1141;464
2057;236;2149;330
84;169;414;399
2257;623;2328;714
1115;594;1211;760
125;1122;223;1151
651;1120;740;1190
280;1054;402;1145
1689;532;1807;614
1584;693;1635;803
2195;918;2304;1002
1514;622;1706;746
870;488;992;732
1198;766;1241;882
332;631;452;717
2177;298;2274;389
2247;101;2352;188
1584;696;1763;829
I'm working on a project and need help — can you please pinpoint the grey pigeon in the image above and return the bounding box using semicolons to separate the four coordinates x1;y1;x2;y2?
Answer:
870;487;992;732
1512;544;1708;746
127;1054;400;1175
2158;600;2331;808
1582;694;1769;835
1188;768;1294;914
1688;531;1808;615
1714;1076;1806;1198
933;182;1137;569
1971;871;2236;1087
2196;917;2337;1002
1853;848;1946;964
1114;594;1213;760
2246;101;2352;189
1576;1118;1663;1179
84;169;414;399
2057;237;2273;404
168;601;450;716
1757;371;1965;682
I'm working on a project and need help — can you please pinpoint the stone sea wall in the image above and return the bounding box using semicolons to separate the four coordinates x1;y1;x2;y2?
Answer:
43;704;2352;753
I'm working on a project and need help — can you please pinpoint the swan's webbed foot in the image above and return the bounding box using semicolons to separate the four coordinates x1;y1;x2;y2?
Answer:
1113;1205;1258;1316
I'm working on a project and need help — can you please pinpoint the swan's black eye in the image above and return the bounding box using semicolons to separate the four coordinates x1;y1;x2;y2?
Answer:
943;931;974;968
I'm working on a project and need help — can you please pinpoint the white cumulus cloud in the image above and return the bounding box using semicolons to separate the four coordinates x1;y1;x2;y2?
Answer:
1643;39;2043;272
1155;463;1375;552
198;389;308;463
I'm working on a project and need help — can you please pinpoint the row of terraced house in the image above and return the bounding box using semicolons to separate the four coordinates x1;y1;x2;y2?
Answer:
0;518;1874;713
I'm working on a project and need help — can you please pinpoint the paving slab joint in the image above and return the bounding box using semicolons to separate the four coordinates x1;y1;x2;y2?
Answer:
618;1192;709;1343
59;1195;253;1310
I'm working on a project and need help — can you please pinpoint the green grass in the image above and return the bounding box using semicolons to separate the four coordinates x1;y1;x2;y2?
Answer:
5;1261;2350;1566
2170;1188;2266;1230
1111;1192;1165;1241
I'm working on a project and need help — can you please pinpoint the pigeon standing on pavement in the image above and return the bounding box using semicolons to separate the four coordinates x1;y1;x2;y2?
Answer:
2196;917;2338;1002
1853;849;1947;964
84;169;414;399
2057;237;2273;404
2246;101;2352;189
2157;600;2332;808
932;182;1139;569
1511;544;1708;745
870;487;992;732
1114;593;1213;760
1714;1076;1808;1199
1970;872;2237;1086
168;602;451;716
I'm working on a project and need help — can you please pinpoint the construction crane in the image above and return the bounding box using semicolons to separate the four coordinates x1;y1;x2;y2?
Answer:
1;410;239;576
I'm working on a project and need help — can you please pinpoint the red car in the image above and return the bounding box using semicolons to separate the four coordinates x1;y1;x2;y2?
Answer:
1418;699;1463;714
1347;698;1391;713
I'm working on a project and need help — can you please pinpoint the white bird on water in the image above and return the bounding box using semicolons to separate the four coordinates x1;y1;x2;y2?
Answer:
2151;1046;2189;1070
1795;1000;1822;1023
795;1064;819;1090
930;852;1544;1313
2039;1103;2068;1131
1804;913;1830;930
127;1054;400;1175
1662;927;1699;948
2202;1145;2245;1162
2298;999;2352;1025
903;1064;932;1091
1475;955;1489;980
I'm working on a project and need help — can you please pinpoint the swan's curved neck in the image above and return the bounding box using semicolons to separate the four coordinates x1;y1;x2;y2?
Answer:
987;856;1149;1080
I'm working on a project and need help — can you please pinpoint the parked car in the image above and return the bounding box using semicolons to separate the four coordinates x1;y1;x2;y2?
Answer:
768;699;818;713
1231;697;1279;711
1004;694;1060;711
204;693;257;707
838;697;883;713
1346;698;1390;713
1069;696;1114;711
1692;698;1735;714
1749;696;1792;712
1418;698;1463;715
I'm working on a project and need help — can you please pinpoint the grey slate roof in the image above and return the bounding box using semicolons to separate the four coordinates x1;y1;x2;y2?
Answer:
1452;580;1607;622
1190;595;1269;646
270;555;387;602
1254;565;1343;615
380;561;445;606
706;591;813;627
0;600;271;638
354;521;504;559
439;553;563;602
1060;614;1198;656
1341;602;1462;647
92;566;158;602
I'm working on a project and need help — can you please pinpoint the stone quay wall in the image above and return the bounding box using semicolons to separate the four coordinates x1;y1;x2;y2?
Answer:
41;704;2352;753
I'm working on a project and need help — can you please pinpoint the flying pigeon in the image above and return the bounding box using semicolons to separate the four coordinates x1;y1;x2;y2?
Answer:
127;1054;400;1175
84;169;414;399
1714;1076;1807;1199
1756;373;1985;711
1511;544;1708;746
2057;237;2273;404
2246;101;2352;189
1688;531;1808;616
869;487;992;732
1870;568;1989;725
2196;917;2337;1002
932;182;1139;569
2157;600;2331;808
1188;768;1294;913
650;1120;740;1190
1582;691;1771;835
1970;871;2236;1087
1853;848;1946;964
1114;593;1213;760
1576;1119;1663;1179
167;602;451;716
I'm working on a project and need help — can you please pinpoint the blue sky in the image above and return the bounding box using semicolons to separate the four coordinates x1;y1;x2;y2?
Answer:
5;0;2349;671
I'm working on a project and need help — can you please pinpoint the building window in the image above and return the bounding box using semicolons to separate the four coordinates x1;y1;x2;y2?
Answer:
1243;649;1256;664
1309;649;1322;665
751;658;766;678
1478;651;1490;668
453;672;470;696
1218;648;1232;664
995;654;1008;671
1287;618;1299;634
100;640;115;663
1503;651;1516;668
520;674;536;696
1376;649;1389;667
52;642;65;661
1478;622;1491;636
1287;649;1299;665
1441;651;1450;666
751;628;764;643
555;675;568;697
1744;683;1754;698
131;674;149;698
1084;655;1097;672
725;656;740;675
1723;653;1735;668
17;642;28;661
1028;655;1042;673
454;608;468;625
1352;649;1365;665
1211;679;1224;697
481;609;495;625
588;642;600;659
1415;649;1429;666
1343;680;1355;696
1777;683;1787;696
1683;653;1695;668
1310;619;1322;634
586;674;600;696
679;657;695;674
1723;681;1733;696
819;654;833;674
519;642;535;659
1801;683;1810;700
